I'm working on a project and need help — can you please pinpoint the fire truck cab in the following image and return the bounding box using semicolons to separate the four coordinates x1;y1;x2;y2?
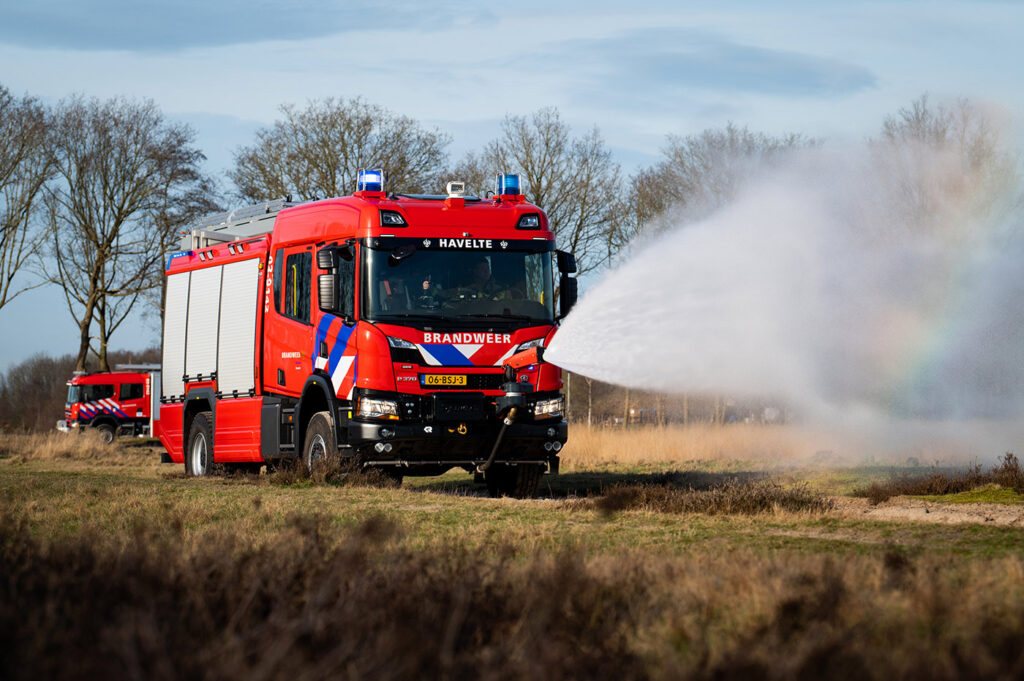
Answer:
155;171;575;497
58;365;160;443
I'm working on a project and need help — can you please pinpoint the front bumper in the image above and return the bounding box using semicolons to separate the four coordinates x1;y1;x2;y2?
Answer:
347;417;567;469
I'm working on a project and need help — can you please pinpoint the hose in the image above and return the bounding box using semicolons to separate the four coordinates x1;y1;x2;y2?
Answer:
476;406;517;474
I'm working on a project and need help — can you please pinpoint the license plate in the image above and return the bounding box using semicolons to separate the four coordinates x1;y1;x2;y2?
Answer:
423;374;467;387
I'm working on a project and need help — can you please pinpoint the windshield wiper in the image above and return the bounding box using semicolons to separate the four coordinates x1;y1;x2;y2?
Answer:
377;313;451;323
453;312;538;322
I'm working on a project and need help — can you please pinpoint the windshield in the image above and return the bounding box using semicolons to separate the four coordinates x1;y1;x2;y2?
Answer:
362;241;554;324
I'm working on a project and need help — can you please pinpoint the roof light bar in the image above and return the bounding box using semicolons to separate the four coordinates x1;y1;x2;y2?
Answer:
357;168;385;193
495;173;521;196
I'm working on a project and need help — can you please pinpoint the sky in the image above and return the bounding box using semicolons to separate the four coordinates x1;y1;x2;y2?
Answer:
1;0;1023;371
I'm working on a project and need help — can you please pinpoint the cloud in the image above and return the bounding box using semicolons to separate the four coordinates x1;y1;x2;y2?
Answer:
537;27;877;109
0;1;495;51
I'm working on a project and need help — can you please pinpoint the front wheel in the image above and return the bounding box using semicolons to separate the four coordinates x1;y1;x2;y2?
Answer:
485;463;544;499
94;423;116;445
186;411;213;477
303;411;336;472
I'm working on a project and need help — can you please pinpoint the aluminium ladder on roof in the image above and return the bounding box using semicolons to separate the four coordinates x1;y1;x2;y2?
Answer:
178;197;303;250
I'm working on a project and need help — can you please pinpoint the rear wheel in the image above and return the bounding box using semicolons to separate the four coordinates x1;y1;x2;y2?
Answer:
485;463;544;499
94;423;116;445
303;412;336;472
186;411;213;477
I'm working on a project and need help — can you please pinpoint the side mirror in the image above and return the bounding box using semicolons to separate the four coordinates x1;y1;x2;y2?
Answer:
559;275;578;318
339;244;355;262
556;250;577;274
389;244;416;265
318;273;337;313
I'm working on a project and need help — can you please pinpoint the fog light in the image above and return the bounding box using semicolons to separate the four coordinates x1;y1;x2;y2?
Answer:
383;443;393;453
374;442;385;453
551;441;562;452
533;396;564;419
543;442;554;451
546;427;556;437
380;428;395;439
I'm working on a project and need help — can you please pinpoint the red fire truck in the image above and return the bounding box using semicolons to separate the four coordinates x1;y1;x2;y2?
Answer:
155;171;575;497
58;365;161;443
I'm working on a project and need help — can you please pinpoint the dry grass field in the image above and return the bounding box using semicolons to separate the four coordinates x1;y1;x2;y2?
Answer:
3;426;1024;680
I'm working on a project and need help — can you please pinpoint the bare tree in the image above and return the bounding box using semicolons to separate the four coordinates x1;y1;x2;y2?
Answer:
875;94;1016;233
230;97;451;201
0;85;52;310
43;96;214;372
617;123;815;249
472;108;624;277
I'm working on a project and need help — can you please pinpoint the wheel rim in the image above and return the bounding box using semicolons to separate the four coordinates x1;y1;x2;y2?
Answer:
307;433;327;468
101;428;114;444
190;433;208;476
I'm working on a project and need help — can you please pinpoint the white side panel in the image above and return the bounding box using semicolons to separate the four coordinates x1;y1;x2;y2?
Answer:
161;272;190;398
217;258;261;395
185;265;222;378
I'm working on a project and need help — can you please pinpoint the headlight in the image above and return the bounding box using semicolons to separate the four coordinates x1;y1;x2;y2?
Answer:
533;396;564;418
357;397;400;421
387;336;417;350
514;337;545;353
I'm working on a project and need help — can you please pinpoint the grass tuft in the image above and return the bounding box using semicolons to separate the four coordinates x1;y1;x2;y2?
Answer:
264;453;401;488
853;453;1024;504
570;478;834;517
0;431;145;464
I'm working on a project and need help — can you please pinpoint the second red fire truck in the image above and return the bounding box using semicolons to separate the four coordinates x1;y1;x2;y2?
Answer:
154;171;575;497
58;365;160;443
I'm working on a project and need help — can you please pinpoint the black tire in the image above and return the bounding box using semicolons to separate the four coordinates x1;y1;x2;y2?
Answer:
485;463;544;499
185;411;213;477
94;423;116;445
376;467;404;486
303;411;336;472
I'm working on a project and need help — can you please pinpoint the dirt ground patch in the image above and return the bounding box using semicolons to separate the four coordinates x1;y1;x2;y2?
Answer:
832;495;1024;526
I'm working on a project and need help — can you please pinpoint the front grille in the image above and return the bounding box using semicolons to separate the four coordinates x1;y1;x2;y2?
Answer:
424;374;505;391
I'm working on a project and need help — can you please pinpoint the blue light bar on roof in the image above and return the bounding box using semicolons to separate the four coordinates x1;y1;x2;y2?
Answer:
357;168;385;193
495;173;521;196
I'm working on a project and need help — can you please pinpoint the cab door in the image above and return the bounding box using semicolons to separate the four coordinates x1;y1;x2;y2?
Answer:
263;244;316;397
118;380;147;420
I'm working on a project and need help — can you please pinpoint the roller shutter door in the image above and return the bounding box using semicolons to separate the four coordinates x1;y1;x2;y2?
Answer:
185;265;222;379
217;258;260;396
161;272;190;399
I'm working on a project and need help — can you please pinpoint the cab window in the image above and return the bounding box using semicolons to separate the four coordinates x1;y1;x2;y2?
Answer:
119;383;144;400
272;248;284;313
75;384;114;402
284;251;312;323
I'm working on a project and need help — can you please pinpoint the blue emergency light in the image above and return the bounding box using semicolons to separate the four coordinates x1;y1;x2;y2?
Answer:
495;173;521;196
357;168;385;192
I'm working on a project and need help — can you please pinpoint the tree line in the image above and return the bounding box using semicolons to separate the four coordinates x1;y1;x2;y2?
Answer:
0;82;1012;431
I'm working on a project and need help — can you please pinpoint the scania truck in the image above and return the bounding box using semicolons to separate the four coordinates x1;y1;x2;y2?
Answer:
154;171;575;497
